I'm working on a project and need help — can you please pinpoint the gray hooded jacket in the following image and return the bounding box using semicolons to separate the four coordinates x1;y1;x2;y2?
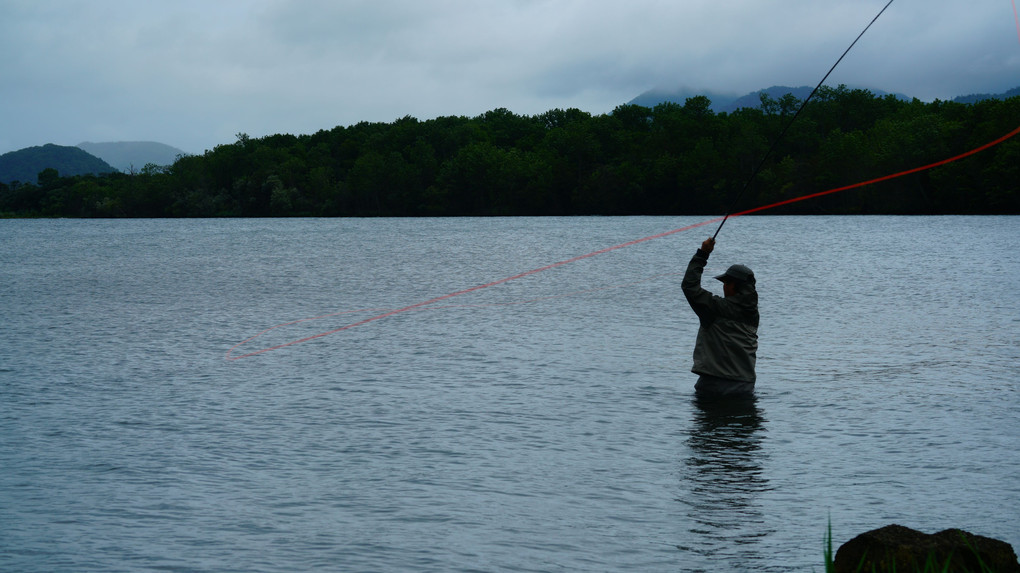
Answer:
681;249;759;383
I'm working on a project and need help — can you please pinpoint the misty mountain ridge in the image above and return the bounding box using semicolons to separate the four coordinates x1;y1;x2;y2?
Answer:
628;84;1018;112
77;141;187;173
0;144;116;185
953;85;1020;104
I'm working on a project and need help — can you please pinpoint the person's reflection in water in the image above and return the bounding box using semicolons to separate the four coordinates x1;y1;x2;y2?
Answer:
676;394;773;569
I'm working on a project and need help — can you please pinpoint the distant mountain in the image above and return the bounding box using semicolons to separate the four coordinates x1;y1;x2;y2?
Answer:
628;85;827;112
720;85;818;113
627;85;815;112
0;144;117;185
77;141;186;173
953;86;1020;104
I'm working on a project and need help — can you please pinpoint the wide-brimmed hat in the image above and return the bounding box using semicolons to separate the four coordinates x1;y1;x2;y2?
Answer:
714;264;755;285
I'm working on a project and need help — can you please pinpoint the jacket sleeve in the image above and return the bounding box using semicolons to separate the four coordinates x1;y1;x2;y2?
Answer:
682;249;718;325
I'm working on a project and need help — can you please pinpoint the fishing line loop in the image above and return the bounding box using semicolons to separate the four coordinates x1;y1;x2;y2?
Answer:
226;122;1020;361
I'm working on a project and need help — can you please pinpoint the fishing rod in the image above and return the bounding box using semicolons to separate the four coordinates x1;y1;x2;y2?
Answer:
712;0;895;240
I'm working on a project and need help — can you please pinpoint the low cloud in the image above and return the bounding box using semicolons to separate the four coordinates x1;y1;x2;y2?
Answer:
1;0;1016;154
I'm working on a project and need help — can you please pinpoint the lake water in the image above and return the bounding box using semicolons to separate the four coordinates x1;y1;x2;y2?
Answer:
1;216;1018;572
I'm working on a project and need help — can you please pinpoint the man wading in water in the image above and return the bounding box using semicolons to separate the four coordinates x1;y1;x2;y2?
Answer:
682;237;759;397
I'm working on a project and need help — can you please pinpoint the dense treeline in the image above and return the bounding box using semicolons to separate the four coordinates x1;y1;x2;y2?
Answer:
2;85;1019;218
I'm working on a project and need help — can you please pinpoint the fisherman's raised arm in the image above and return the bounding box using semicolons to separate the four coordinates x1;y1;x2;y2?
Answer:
682;238;718;322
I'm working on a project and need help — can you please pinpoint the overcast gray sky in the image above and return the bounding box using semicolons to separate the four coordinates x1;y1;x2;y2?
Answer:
2;0;1018;155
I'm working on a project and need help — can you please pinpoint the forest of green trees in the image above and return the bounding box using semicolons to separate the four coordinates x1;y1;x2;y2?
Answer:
2;85;1018;218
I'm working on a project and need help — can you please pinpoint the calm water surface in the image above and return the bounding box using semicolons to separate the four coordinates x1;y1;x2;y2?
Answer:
2;216;1018;572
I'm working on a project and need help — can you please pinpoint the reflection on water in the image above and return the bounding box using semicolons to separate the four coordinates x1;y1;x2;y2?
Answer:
677;394;773;568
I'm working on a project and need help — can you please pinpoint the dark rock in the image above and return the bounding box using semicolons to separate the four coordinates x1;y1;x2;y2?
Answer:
834;524;1020;573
